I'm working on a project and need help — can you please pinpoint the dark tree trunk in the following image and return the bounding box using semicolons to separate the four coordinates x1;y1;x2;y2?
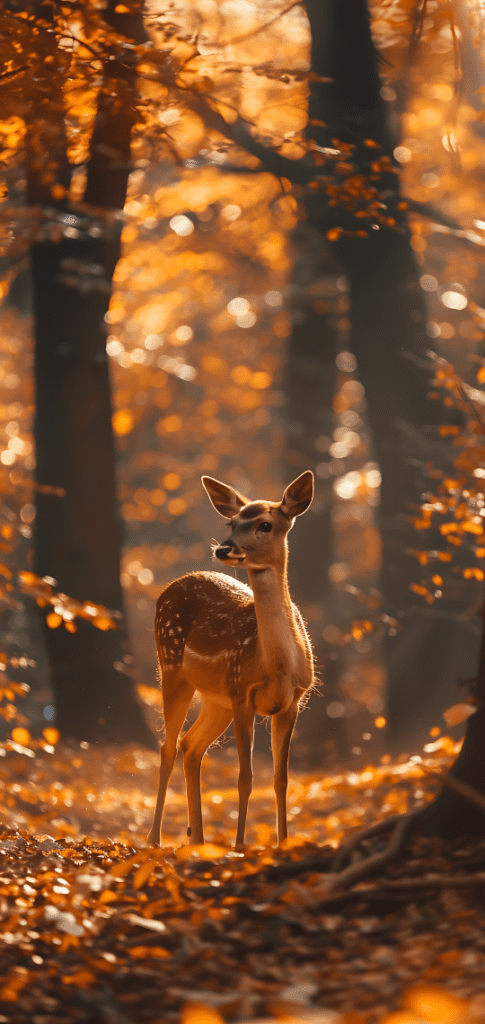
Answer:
412;597;485;838
285;0;473;758
302;0;442;589
27;1;155;745
284;229;351;769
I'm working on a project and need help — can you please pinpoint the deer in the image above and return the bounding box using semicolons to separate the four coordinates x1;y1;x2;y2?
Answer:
147;470;315;850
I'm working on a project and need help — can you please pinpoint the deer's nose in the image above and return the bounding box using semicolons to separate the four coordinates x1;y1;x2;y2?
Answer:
215;544;233;560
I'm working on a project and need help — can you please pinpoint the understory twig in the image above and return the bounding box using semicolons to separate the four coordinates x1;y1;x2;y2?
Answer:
360;870;485;892
325;813;414;896
331;813;403;873
421;766;485;814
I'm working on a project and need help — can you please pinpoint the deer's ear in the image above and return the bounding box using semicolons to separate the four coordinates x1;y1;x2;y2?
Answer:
280;471;314;518
201;476;250;519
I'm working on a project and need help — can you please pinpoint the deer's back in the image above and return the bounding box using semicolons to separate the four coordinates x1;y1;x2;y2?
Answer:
156;571;258;661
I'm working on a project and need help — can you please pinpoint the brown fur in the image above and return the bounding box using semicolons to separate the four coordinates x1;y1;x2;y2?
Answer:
147;471;315;849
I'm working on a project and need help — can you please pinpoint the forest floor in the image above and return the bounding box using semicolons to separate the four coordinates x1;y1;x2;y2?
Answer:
0;736;484;1024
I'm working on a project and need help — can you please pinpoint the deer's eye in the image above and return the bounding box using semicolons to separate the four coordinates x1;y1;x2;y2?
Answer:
257;521;272;533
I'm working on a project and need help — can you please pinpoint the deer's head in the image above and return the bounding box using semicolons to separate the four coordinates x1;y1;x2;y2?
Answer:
202;472;314;573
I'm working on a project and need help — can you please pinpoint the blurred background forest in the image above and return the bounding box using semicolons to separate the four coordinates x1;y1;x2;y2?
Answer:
2;0;485;779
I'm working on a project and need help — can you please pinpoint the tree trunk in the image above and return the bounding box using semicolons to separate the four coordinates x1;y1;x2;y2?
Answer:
28;1;155;746
286;0;472;758
412;594;485;838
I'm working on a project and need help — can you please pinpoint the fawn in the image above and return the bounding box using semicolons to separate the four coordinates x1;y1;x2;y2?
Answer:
147;471;315;849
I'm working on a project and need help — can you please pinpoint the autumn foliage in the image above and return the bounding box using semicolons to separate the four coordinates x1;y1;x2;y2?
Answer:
2;0;485;1017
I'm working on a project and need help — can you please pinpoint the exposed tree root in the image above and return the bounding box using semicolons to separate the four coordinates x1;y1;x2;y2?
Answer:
262;772;485;901
331;813;404;873
422;766;485;813
324;812;415;897
361;870;485;892
328;770;485;885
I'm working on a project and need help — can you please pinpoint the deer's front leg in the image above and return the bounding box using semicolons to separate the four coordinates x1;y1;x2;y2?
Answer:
271;702;299;845
233;704;255;850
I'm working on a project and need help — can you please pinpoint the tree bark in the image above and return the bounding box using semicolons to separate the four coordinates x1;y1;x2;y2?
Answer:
284;0;472;758
411;594;485;838
27;0;155;745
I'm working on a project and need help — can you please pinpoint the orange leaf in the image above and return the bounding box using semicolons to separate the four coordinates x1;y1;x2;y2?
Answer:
133;858;155;890
111;850;151;877
442;702;477;727
46;612;62;629
129;945;171;959
11;727;30;746
93;616;115;631
182;1003;225;1024
402;984;469;1024
19;570;41;586
377;1014;423;1024
43;727;59;745
438;950;461;965
61;968;96;987
99;889;118;904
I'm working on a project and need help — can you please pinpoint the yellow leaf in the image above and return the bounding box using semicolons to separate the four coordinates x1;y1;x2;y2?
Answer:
0;564;12;579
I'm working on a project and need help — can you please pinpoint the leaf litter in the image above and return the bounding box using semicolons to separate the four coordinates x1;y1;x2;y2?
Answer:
0;738;485;1023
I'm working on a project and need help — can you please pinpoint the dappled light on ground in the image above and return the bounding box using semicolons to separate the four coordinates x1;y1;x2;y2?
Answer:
0;736;462;847
0;740;484;1022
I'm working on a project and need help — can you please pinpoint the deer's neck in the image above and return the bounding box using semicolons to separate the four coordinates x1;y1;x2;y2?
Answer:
247;562;301;678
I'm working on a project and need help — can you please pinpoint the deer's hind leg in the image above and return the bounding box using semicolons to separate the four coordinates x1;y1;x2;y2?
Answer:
180;699;232;845
147;672;193;847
